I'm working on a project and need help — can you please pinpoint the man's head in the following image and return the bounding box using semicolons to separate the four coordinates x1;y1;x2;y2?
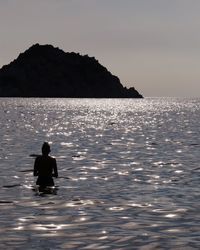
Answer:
42;142;51;155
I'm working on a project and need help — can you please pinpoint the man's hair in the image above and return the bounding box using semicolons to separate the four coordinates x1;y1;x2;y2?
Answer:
42;142;51;155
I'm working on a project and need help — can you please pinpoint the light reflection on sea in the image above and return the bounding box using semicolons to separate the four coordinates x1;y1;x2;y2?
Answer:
0;97;200;249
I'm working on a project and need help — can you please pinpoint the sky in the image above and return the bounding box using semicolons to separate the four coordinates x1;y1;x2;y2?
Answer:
0;0;200;97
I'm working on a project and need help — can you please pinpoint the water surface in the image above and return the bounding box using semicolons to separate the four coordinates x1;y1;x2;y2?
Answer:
0;98;199;249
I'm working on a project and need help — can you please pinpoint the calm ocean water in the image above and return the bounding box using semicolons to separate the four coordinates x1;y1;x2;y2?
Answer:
0;98;199;249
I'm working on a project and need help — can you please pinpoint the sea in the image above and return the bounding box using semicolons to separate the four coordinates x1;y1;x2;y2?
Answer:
0;97;199;250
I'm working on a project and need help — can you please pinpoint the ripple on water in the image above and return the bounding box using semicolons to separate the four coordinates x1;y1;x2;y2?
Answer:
0;98;200;249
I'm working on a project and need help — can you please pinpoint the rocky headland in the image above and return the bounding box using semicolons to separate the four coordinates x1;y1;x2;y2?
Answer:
0;44;143;98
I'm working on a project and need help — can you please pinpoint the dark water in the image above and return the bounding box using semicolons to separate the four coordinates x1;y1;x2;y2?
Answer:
0;98;199;249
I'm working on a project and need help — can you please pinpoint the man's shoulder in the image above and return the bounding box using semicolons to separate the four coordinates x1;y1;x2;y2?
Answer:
35;155;42;161
48;156;56;162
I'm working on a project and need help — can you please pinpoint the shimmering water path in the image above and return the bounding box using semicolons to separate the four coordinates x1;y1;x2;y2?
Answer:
0;98;199;249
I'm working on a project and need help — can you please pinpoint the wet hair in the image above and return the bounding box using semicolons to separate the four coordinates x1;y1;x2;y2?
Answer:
42;142;51;155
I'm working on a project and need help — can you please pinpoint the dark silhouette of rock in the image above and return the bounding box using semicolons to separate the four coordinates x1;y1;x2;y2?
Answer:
0;44;143;98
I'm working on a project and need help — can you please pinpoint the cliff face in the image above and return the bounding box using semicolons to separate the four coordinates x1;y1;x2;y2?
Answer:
0;44;143;98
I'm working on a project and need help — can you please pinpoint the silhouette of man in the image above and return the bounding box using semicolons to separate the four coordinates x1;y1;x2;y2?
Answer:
34;142;58;187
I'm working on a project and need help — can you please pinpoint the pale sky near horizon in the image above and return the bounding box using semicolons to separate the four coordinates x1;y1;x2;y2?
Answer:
0;0;200;97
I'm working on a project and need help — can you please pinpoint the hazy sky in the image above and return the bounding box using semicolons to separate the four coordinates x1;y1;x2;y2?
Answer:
0;0;200;97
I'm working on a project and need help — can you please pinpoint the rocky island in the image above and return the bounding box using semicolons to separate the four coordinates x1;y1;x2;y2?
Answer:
0;44;143;98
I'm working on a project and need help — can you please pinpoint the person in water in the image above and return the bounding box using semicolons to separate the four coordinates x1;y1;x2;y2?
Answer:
34;142;58;187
